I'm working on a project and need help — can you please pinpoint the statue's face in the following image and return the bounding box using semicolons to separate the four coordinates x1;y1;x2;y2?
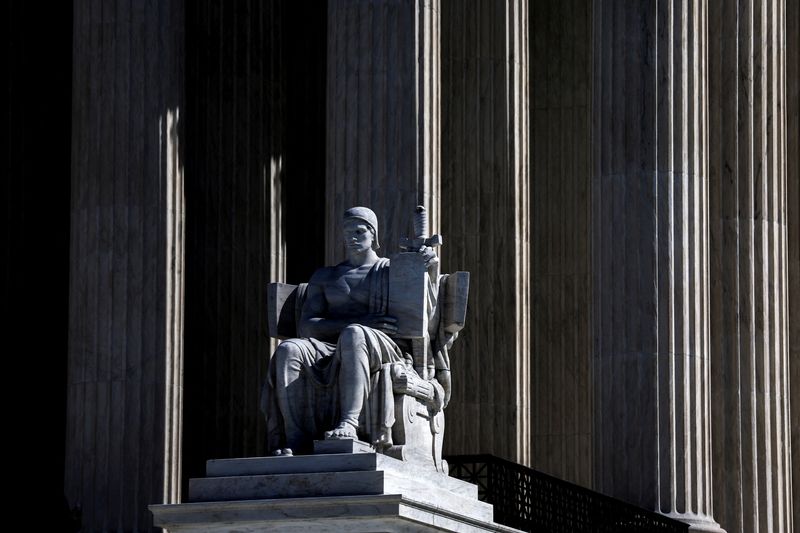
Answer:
343;218;374;253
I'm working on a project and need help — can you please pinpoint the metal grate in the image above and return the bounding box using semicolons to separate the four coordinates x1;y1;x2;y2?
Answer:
446;455;689;533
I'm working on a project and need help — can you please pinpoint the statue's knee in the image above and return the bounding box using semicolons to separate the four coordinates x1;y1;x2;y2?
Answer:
274;341;303;369
339;324;366;347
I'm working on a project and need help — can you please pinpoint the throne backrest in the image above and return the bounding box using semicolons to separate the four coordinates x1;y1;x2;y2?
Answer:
267;282;308;340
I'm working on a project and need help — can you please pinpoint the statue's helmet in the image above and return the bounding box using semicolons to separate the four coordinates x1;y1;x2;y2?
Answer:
343;206;380;249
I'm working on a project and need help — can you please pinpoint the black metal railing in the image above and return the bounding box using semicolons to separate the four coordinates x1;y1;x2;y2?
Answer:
446;454;689;533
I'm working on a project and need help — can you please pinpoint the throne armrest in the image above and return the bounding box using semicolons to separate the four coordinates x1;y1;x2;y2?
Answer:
267;282;307;339
442;271;469;333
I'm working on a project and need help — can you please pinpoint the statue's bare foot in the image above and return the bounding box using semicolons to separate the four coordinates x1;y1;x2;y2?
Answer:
271;448;293;456
324;421;358;440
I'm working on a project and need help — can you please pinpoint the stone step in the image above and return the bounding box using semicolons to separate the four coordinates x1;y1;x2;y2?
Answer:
188;470;493;522
152;494;523;533
312;438;374;454
205;452;477;498
207;453;378;477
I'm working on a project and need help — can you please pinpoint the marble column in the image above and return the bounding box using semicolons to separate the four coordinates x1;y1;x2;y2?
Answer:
787;0;800;522
65;1;184;530
708;1;794;531
325;0;440;261
592;1;722;530
440;0;530;464
529;0;592;486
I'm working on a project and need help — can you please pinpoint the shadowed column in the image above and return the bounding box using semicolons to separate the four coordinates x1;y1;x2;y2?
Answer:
529;0;592;485
65;0;184;530
786;0;799;524
440;0;531;464
325;0;440;261
181;0;287;496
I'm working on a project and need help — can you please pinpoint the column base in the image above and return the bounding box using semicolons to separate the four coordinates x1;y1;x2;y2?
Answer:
664;512;725;533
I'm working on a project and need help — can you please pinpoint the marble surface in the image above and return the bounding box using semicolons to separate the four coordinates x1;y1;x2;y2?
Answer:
64;2;186;531
151;494;522;532
152;442;516;532
708;1;794;531
591;2;722;531
439;0;531;464
204;449;477;498
312;438;374;455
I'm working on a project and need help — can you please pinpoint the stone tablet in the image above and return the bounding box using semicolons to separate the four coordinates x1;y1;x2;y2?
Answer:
387;252;430;338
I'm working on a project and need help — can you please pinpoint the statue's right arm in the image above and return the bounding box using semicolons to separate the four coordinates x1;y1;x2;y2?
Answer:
296;270;351;342
297;268;399;339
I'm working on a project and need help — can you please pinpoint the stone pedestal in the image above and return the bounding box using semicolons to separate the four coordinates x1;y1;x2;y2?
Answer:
151;440;520;532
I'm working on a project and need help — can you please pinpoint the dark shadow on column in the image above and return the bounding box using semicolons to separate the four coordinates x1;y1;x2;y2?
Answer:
182;0;326;499
6;0;74;529
283;0;326;284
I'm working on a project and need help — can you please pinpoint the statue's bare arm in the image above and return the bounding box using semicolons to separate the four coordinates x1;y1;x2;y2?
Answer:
297;279;349;342
297;269;398;341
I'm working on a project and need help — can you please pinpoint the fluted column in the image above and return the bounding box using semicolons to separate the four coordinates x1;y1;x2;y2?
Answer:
787;0;799;523
529;0;592;485
592;1;722;530
325;0;440;260
65;1;184;530
182;0;285;489
440;0;530;464
708;1;793;531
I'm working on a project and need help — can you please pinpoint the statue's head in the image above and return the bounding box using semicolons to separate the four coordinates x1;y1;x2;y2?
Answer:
343;206;380;250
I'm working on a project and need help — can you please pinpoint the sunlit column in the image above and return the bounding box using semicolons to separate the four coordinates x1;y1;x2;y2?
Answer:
709;1;794;531
592;1;723;530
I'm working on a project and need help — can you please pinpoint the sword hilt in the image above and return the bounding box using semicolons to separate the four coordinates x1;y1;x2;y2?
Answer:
400;205;442;250
414;205;429;239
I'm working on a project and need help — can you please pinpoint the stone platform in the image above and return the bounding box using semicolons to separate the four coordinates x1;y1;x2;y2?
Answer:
150;440;521;532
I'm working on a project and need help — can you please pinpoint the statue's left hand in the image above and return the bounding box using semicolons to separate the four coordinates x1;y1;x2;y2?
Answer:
418;245;439;268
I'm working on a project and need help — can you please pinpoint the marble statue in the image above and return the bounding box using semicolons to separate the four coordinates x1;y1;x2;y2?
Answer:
262;206;468;471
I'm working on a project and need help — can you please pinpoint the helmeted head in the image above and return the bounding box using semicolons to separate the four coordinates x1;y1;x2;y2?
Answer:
342;206;380;250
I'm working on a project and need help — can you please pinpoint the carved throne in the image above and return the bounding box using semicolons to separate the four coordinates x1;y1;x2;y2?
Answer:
267;268;468;474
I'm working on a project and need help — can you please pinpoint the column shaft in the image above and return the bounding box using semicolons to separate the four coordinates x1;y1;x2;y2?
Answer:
441;0;530;464
65;0;185;530
786;0;800;524
325;0;440;260
709;1;793;530
592;1;721;529
530;0;593;485
182;0;284;488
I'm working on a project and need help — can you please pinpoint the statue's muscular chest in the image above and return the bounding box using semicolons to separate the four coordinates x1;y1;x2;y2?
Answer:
322;264;372;315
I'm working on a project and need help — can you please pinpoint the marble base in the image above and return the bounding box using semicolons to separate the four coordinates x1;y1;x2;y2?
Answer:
151;494;523;532
151;440;520;532
663;512;725;533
